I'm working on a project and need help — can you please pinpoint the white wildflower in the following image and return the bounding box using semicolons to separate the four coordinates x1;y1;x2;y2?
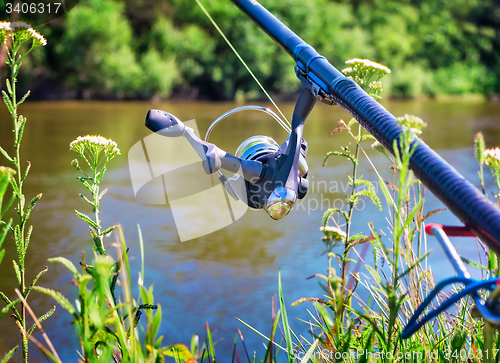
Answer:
27;28;47;46
320;226;346;241
0;21;11;31
345;58;391;75
369;81;382;90
11;21;31;31
484;147;500;169
396;114;427;134
70;135;121;160
0;21;10;44
341;67;353;75
0;21;46;47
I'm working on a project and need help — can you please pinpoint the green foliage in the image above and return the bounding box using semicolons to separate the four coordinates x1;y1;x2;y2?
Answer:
70;135;120;255
14;0;500;99
57;0;142;97
36;235;169;362
0;23;48;363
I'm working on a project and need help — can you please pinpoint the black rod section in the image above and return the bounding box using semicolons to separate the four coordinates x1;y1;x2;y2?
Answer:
231;0;500;253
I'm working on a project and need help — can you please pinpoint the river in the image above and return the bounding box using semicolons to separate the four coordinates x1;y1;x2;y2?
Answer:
0;99;499;361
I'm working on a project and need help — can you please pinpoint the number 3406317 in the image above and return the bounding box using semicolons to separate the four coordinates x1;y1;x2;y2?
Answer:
5;2;62;14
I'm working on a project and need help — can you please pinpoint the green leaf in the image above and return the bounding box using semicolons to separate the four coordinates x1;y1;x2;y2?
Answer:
0;297;20;320
0;146;14;163
79;193;94;207
22;161;31;182
278;271;293;363
378;176;396;212
98;188;107;201
5;79;12;95
13;225;23;269
0;219;12;250
163;344;194;361
0;291;21;322
323;150;356;166
101;225;118;237
0;250;4;267
24;193;42;223
2;90;14;114
461;257;488;270
152;304;162;344
28;305;56;335
33;286;77;318
77;177;93;192
9;178;20;197
24;225;33;252
12;63;20;77
358;133;376;142
16;90;30;107
88;227;103;253
12;259;21;285
81;263;97;278
75;210;99;230
396;251;431;281
25;266;49;299
400;199;424;236
15;115;26;148
206;322;216;362
349;189;382;210
48;257;79;278
358;330;374;363
347;232;365;243
0;345;18;363
96;168;107;183
322;208;349;228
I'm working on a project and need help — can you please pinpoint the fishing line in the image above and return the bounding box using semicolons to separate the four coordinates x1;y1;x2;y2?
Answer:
195;0;291;128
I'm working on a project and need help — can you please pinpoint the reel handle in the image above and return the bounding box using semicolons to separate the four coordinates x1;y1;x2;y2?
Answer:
145;109;263;183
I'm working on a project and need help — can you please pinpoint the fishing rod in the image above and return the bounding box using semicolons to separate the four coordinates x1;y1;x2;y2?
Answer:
146;0;500;251
142;0;500;336
228;0;500;250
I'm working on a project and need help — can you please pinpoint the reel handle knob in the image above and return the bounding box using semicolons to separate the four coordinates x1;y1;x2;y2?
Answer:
145;109;186;137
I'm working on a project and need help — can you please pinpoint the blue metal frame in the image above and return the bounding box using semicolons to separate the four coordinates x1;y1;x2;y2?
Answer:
401;226;500;338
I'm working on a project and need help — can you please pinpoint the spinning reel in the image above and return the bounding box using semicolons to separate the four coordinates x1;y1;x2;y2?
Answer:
145;86;316;220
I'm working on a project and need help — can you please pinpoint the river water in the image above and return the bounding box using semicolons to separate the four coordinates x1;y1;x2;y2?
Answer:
0;100;499;362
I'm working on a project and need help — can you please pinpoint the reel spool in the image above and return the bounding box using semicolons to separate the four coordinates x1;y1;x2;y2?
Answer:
235;135;280;162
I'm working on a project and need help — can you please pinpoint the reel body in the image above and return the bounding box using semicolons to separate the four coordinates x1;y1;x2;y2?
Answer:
145;102;312;220
234;135;309;215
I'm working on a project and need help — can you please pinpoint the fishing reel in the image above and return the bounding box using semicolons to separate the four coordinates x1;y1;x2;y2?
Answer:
144;87;316;220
